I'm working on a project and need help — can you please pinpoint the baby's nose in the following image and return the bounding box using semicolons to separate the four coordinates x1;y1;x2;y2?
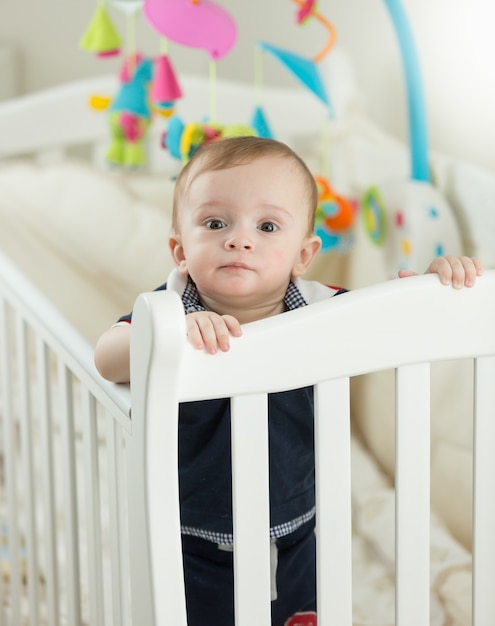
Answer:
225;229;253;249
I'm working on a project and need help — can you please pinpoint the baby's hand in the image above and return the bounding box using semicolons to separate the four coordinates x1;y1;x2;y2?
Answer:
186;311;242;354
399;256;483;288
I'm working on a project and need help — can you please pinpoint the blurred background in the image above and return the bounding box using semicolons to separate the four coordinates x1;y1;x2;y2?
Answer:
0;0;493;171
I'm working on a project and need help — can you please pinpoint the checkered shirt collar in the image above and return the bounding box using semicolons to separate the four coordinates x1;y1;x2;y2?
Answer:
182;276;308;314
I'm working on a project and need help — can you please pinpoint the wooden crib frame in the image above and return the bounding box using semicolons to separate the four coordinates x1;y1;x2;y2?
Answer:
129;271;495;626
1;239;495;625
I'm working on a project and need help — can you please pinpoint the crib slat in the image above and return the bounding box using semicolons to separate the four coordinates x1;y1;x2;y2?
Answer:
36;338;60;626
231;393;271;626
395;364;430;626
0;299;5;624
106;412;125;626
58;362;82;626
314;377;352;626
0;301;22;625
472;355;495;626
117;420;131;626
81;390;105;626
16;317;40;625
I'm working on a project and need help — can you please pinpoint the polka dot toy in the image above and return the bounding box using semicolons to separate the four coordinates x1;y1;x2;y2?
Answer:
362;179;463;276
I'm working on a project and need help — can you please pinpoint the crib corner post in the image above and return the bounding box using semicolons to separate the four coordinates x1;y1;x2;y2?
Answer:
127;290;188;626
126;292;156;624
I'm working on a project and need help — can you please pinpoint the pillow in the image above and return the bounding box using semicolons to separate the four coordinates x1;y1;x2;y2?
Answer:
0;160;176;299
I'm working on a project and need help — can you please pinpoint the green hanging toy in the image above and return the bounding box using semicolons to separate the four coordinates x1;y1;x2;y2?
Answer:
79;1;122;57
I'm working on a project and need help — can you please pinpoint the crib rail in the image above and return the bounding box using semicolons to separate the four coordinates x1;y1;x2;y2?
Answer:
131;271;495;626
0;74;329;173
0;249;131;625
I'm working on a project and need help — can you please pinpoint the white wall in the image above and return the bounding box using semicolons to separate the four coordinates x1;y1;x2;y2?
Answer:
1;0;494;171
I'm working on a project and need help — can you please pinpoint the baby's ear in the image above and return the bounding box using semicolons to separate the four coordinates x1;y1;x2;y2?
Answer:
169;235;188;273
292;235;322;277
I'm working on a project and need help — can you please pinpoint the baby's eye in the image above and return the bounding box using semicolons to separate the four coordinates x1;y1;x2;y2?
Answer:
205;219;226;230
258;221;278;233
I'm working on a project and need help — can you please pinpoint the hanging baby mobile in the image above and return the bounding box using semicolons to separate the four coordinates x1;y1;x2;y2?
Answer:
79;0;357;253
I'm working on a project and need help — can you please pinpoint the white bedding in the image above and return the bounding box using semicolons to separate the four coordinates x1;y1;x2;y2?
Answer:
351;436;472;626
0;160;175;342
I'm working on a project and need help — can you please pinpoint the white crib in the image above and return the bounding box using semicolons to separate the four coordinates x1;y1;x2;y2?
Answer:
1;64;494;625
1;244;494;625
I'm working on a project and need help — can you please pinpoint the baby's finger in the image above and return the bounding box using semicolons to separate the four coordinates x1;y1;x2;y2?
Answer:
208;316;234;353
186;321;206;351
449;255;482;288
446;256;469;289
459;256;480;287
186;313;222;352
425;256;454;285
194;316;225;354
472;257;484;276
222;315;243;338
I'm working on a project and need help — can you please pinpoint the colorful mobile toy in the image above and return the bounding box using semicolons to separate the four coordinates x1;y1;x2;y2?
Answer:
314;176;357;252
257;0;336;115
106;57;153;167
79;1;122;57
143;0;237;61
164;117;256;163
151;51;183;117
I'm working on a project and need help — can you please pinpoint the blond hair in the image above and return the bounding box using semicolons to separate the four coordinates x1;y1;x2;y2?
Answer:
171;136;318;235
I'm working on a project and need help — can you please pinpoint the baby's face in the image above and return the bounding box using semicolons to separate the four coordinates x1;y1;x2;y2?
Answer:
169;155;320;318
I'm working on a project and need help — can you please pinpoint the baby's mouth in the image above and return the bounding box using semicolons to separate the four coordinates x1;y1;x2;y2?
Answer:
221;262;251;270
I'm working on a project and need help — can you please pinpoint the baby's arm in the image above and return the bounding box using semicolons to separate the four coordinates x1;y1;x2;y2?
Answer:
94;323;131;383
398;256;483;288
186;311;242;354
94;311;242;383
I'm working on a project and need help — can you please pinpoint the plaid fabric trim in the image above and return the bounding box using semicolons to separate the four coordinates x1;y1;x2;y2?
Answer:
180;277;311;546
181;507;316;547
284;279;308;311
182;276;206;314
181;277;308;314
